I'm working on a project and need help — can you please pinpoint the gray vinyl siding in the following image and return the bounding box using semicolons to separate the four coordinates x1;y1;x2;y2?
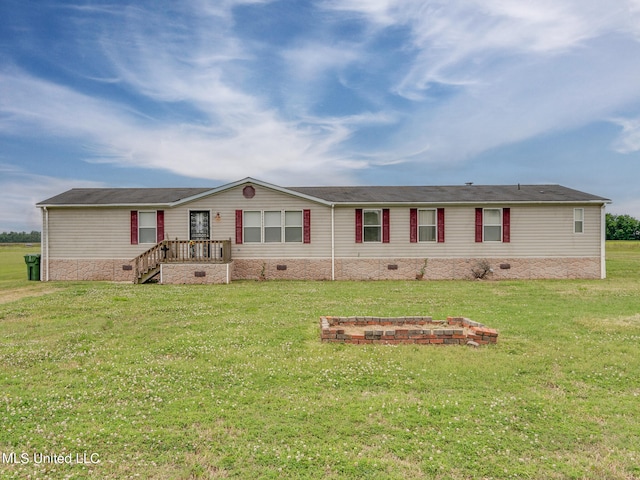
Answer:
46;207;149;259
333;204;602;258
507;205;602;256
169;185;333;258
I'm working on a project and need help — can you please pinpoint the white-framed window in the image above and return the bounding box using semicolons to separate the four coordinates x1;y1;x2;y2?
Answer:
418;209;437;242
138;211;157;244
264;211;282;243
483;208;502;242
243;211;262;243
284;211;303;242
574;208;584;234
243;210;304;243
363;209;382;242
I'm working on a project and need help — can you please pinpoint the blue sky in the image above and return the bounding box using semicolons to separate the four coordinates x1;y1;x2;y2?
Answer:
2;0;640;232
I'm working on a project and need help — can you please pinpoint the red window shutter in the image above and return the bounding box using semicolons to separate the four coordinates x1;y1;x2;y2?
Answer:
503;208;510;243
382;208;390;243
303;209;311;244
130;211;138;245
409;208;418;243
156;210;164;243
235;210;243;244
437;208;445;243
355;209;363;243
475;208;483;242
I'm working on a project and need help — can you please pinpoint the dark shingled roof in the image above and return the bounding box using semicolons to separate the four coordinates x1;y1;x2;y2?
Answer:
287;184;610;204
38;188;211;206
38;183;610;206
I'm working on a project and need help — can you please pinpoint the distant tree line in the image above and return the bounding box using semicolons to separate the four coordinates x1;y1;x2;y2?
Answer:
0;231;41;243
606;214;640;240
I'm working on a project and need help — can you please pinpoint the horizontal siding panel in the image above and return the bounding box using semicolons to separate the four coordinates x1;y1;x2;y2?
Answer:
333;205;602;258
48;208;154;258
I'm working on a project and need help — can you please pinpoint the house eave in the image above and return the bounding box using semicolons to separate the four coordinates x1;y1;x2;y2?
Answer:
37;203;175;208
37;198;611;209
330;199;612;207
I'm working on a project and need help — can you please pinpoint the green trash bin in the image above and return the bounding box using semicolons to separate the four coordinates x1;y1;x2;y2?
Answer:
24;254;41;281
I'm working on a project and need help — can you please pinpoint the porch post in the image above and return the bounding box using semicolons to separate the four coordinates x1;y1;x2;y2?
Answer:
601;204;606;279
331;204;335;281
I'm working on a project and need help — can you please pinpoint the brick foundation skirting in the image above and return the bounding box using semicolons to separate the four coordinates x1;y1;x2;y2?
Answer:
160;263;231;284
320;315;498;345
47;259;136;282
334;257;601;280
45;256;601;282
232;259;332;280
231;256;600;281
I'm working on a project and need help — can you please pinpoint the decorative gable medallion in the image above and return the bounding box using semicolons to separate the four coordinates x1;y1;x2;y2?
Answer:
243;185;256;199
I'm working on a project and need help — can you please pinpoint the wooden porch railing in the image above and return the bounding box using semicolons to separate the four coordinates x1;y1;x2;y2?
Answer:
133;239;232;283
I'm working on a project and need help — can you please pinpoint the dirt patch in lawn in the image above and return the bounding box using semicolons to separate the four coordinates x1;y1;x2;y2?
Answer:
0;287;63;304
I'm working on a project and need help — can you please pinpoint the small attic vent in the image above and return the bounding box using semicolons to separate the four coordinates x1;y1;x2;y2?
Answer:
243;185;256;199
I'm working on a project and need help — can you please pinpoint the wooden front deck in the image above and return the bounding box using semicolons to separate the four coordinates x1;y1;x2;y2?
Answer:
133;239;232;283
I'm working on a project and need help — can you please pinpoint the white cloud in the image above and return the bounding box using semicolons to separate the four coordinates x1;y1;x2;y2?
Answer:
317;0;640;165
0;66;367;186
320;0;398;26
0;165;104;232
610;117;640;154
3;1;427;190
0;71;132;138
282;42;362;83
322;0;640;99
60;2;387;184
391;36;640;165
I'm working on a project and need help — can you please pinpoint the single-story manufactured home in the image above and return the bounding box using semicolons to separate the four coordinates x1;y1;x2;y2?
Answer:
36;177;611;283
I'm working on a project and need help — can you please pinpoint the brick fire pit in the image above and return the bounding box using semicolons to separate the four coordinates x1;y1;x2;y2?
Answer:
320;316;498;346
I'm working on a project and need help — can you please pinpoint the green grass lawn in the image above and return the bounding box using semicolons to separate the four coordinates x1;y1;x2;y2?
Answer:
1;243;639;479
0;244;41;285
